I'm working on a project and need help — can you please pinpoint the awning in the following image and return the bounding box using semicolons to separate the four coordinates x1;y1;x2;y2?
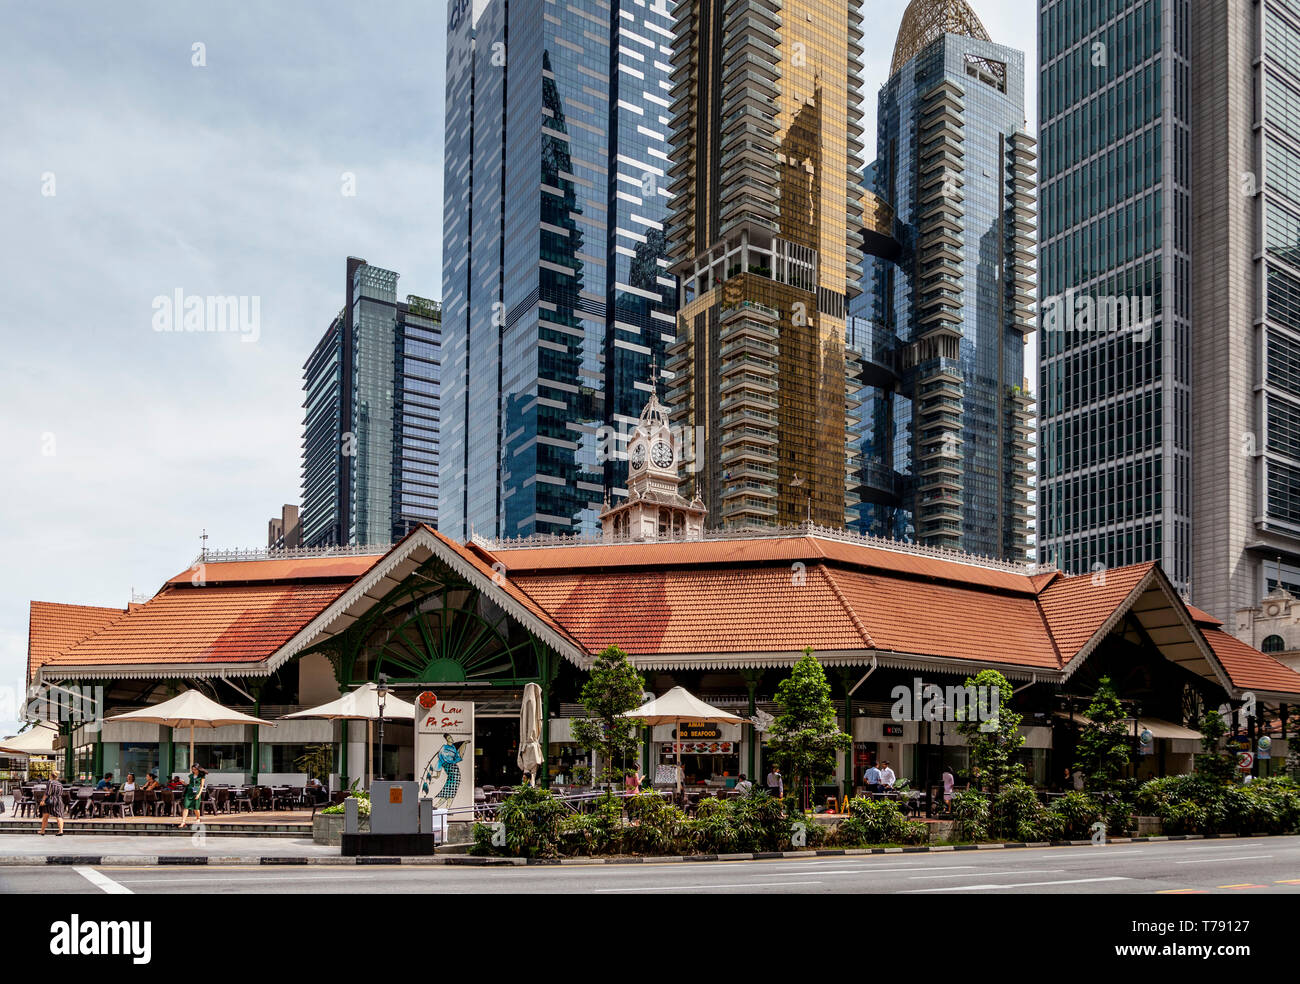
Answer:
1052;710;1201;740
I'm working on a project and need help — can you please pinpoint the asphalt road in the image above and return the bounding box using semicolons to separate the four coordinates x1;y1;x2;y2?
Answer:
3;837;1299;894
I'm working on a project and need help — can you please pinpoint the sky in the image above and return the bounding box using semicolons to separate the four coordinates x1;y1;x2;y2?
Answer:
0;0;1037;737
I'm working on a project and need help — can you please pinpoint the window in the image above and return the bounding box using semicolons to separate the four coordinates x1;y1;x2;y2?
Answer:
1262;634;1287;654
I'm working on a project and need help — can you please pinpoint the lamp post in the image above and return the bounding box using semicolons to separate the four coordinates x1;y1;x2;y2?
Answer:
376;673;390;783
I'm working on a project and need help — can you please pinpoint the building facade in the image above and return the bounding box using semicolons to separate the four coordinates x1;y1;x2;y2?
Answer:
663;0;867;529
1037;0;1191;587
267;504;302;551
301;257;441;548
862;0;1036;559
440;0;679;542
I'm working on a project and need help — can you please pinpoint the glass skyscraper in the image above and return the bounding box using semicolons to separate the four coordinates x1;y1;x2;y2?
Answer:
1037;0;1190;588
859;0;1036;560
440;0;678;541
301;257;441;548
665;0;867;528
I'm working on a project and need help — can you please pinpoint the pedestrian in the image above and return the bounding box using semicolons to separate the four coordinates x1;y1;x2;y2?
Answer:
766;765;780;795
942;766;955;808
735;773;753;795
773;767;784;798
177;764;207;829
880;761;896;789
1072;768;1085;792
39;775;65;836
864;761;882;794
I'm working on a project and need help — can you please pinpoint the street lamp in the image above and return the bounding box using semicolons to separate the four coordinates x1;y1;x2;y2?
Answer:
376;673;390;783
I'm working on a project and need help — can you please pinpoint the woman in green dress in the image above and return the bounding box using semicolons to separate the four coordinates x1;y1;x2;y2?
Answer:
178;764;207;828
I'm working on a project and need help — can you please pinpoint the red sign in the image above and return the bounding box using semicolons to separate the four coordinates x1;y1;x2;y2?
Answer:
418;691;437;709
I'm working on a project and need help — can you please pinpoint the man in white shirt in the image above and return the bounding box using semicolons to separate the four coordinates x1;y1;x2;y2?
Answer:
880;762;896;789
735;774;753;795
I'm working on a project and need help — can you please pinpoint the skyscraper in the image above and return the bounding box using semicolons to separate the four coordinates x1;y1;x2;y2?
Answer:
440;0;678;542
664;0;867;528
1193;0;1300;617
1037;0;1190;588
859;0;1036;559
301;257;441;549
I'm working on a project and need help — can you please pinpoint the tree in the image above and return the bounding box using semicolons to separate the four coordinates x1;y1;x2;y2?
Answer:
767;648;851;811
1194;709;1238;783
1073;677;1131;791
571;645;646;788
955;668;1024;794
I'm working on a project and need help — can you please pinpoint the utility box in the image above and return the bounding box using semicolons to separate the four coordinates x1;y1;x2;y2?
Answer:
369;781;419;835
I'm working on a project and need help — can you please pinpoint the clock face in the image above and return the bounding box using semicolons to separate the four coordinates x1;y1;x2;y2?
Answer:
629;441;647;469
650;440;674;469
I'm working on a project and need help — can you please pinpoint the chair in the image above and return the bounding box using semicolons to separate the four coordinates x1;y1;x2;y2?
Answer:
157;789;175;817
137;788;154;816
232;787;254;813
15;787;37;818
118;789;136;818
199;786;217;815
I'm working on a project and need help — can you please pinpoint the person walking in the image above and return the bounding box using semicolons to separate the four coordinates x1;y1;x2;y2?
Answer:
39;775;66;836
880;761;896;789
177;764;207;829
942;766;955;811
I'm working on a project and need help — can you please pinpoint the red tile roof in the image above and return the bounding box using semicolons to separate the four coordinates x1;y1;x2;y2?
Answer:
1201;626;1300;695
28;531;1300;698
27;601;127;681
42;582;351;669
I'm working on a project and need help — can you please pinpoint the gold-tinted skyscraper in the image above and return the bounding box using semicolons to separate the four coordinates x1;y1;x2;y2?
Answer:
665;0;866;527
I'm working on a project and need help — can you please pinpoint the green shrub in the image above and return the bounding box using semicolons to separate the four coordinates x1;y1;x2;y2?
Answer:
560;796;624;856
471;785;566;858
1051;791;1102;840
950;789;989;842
623;792;689;855
990;783;1061;842
1134;774;1300;836
832;796;926;846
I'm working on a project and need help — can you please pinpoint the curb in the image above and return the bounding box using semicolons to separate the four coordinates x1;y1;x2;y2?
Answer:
1;830;1292;867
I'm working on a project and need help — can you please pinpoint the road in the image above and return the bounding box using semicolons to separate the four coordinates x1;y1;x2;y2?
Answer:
3;837;1299;894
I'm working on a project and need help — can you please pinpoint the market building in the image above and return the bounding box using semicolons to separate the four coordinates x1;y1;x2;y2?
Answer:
25;395;1300;795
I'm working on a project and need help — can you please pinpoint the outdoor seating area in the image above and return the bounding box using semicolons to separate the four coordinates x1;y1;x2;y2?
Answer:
7;781;331;821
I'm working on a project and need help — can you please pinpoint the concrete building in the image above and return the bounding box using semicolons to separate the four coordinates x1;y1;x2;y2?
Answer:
267;504;302;551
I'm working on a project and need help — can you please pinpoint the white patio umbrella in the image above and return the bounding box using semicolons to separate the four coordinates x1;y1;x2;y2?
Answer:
517;682;543;785
0;722;59;756
283;682;415;787
105;689;275;770
620;686;741;797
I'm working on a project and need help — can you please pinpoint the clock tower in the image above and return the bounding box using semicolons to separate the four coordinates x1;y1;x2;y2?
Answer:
601;369;706;541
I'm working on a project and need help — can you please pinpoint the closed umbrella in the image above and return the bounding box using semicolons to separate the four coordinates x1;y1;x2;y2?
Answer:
284;682;415;787
106;689;275;771
620;686;740;798
517;682;543;785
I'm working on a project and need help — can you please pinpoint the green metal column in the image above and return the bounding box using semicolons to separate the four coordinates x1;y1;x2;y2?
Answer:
842;672;854;803
63;719;73;780
539;646;552;789
641;725;651;780
161;726;173;781
92;734;103;781
250;695;261;783
339;720;349;789
742;671;760;781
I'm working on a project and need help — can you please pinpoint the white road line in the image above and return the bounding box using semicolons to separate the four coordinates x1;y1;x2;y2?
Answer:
903;876;1130;893
1174;855;1272;864
909;869;1064;880
763;865;977;874
73;867;132;895
595;879;822;892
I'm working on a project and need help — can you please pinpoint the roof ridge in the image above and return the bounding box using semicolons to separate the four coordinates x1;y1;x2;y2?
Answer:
821;565;875;648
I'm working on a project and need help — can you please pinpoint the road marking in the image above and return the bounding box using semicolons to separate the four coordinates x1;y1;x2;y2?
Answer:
1157;889;1209;894
1276;879;1300;884
73;867;132;895
1175;855;1272;864
902;876;1130;893
909;869;1064;880
1218;883;1267;890
595;880;822;892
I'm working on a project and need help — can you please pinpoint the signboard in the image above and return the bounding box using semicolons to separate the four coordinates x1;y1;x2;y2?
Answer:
415;693;474;815
678;722;722;740
661;741;735;755
1237;751;1254;772
1258;735;1272;760
882;724;905;738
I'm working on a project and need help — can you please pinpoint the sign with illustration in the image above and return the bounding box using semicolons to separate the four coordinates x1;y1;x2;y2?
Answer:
678;722;722;740
415;692;474;814
661;741;735;755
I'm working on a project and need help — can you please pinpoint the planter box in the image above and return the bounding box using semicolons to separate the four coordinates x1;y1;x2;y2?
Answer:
312;813;369;845
1135;816;1161;837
